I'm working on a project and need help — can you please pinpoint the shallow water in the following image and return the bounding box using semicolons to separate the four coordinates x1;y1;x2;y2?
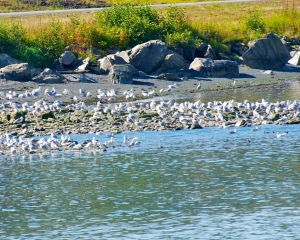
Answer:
1;124;300;239
149;81;300;104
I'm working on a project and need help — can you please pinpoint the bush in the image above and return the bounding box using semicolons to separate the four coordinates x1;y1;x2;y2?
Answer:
0;20;26;59
33;20;65;67
19;46;45;68
245;13;265;33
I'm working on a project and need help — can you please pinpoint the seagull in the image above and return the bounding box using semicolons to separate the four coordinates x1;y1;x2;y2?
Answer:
13;116;24;124
196;81;202;90
232;80;237;88
79;89;87;97
227;128;236;134
63;89;70;95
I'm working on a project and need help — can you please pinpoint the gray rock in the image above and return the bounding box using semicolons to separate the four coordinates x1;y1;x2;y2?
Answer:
110;64;138;84
31;68;42;77
182;47;195;61
0;53;21;68
75;57;90;72
195;42;208;58
189;58;239;77
99;56;114;74
59;51;76;66
288;51;300;65
242;33;290;69
129;40;168;74
204;45;217;60
158;50;187;73
114;51;130;64
33;68;65;83
0;63;31;81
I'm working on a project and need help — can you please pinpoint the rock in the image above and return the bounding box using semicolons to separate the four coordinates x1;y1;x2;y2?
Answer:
41;111;55;120
189;58;239;77
158;50;187;73
195;42;208;58
242;33;290;69
32;68;65;83
59;51;76;66
0;63;32;81
268;113;280;121
204;45;217;60
99;56;114;74
182;47;195;61
129;40;168;74
114;51;130;64
110;64;138;84
288;51;300;65
235;119;246;127
75;57;90;72
31;68;42;77
0;53;21;68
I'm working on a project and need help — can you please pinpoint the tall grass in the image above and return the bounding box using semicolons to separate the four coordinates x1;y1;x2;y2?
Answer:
0;1;299;68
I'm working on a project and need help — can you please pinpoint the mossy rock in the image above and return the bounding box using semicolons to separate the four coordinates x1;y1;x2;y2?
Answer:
41;111;55;120
268;113;280;121
223;112;235;120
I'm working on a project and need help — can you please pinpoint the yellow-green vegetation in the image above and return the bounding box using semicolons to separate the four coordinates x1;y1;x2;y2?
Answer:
0;0;107;12
0;0;299;69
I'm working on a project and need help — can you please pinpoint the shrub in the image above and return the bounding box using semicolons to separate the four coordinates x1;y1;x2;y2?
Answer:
19;46;45;68
245;13;265;33
0;20;26;59
33;20;65;67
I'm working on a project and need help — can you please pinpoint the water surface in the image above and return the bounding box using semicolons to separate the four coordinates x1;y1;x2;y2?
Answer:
1;124;300;239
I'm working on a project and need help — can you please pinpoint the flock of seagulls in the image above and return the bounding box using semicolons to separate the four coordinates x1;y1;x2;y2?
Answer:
0;78;297;157
0;131;141;156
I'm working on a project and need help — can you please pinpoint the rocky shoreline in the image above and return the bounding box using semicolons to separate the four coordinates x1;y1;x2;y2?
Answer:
1;64;300;157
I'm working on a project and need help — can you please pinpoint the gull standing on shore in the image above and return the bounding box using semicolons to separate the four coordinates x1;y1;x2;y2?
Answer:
196;81;202;90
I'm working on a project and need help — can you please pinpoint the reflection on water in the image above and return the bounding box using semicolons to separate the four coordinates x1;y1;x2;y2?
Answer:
1;124;300;239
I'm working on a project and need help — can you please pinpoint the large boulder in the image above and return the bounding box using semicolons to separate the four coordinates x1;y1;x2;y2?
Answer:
98;51;130;74
32;68;65;83
242;33;290;70
0;63;31;81
59;51;76;66
110;64;138;84
195;43;217;60
129;40;168;74
158;50;187;73
189;58;239;77
0;53;22;68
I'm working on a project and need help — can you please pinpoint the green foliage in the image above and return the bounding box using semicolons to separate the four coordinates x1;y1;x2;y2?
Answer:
209;40;231;55
33;20;65;67
94;4;197;49
0;20;26;59
19;46;45;68
95;4;163;46
165;30;198;48
245;13;265;33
